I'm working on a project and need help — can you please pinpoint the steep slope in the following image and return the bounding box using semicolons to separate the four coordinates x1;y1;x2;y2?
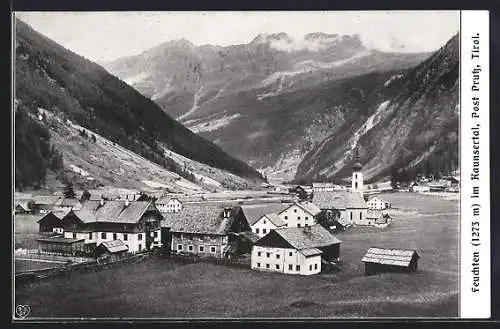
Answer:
103;33;429;177
14;18;264;190
295;33;459;183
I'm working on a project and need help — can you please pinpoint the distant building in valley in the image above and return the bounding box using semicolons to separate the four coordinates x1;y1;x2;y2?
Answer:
367;196;392;210
251;224;342;275
155;196;183;213
409;182;430;193
366;210;392;227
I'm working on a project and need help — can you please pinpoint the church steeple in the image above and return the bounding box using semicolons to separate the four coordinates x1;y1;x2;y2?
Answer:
352;146;364;193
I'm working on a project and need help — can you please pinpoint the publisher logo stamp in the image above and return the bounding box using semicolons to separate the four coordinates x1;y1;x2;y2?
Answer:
15;305;30;319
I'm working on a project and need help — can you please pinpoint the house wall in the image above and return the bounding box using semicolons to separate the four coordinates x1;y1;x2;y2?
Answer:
367;198;387;210
279;204;317;228
251;245;321;275
251;216;279;237
171;232;227;258
352;208;369;226
63;229;161;253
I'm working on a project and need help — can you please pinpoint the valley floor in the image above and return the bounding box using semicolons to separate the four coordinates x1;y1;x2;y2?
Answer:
14;192;458;318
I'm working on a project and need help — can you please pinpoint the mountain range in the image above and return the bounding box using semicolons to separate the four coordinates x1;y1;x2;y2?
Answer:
14;18;264;192
103;31;458;183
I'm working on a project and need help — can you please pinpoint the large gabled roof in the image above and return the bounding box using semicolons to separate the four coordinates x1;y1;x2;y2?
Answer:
32;195;62;205
161;204;246;235
361;247;419;267
278;202;322;217
312;190;367;209
241;203;290;226
256;224;341;250
253;213;286;228
67;200;156;224
99;240;129;253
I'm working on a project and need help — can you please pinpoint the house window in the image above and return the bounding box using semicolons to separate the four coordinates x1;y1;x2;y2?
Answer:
297;216;300;220
73;232;77;239
210;246;216;253
257;251;261;257
305;217;308;220
124;234;128;241
289;252;293;256
255;228;260;234
153;231;158;238
88;233;92;240
266;252;270;258
138;244;142;251
177;244;183;250
309;265;313;271
314;264;318;270
257;263;261;267
113;233;117;240
289;264;293;270
138;234;143;240
199;245;205;252
101;232;106;239
355;182;358;188
276;254;280;259
298;224;301;228
305;224;309;227
263;220;266;224
360;212;363;221
188;245;194;251
263;229;267;234
296;265;300;271
350;212;353;221
294;209;297;213
276;264;280;270
284;216;288;220
266;264;270;269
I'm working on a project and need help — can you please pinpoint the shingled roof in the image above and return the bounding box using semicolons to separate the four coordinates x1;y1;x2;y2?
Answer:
32;195;61;205
99;240;129;253
361;247;419;267
69;200;155;224
162;204;246;235
272;224;341;250
241;203;290;226
312;190;367;210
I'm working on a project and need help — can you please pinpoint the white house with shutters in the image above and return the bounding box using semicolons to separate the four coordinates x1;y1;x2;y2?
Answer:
251;213;286;238
277;202;322;229
251;224;341;276
366;196;392;210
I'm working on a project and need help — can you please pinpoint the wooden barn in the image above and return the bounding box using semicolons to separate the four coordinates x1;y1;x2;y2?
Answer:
94;240;129;262
361;247;420;275
37;212;65;234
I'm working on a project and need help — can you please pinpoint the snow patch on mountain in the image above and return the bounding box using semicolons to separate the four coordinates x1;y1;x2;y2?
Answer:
187;113;241;133
124;72;150;85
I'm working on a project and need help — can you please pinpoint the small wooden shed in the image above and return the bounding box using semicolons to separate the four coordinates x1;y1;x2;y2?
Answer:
37;236;85;256
94;240;129;262
361;247;419;275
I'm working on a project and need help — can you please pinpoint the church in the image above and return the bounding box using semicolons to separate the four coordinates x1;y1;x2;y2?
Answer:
312;148;369;227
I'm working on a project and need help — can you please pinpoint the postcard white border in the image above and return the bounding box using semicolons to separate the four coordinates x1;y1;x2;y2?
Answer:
459;10;490;319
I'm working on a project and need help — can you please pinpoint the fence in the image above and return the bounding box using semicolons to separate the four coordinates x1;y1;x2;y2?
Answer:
15;249;93;264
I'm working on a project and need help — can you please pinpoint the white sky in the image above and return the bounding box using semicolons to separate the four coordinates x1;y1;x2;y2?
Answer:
15;11;459;62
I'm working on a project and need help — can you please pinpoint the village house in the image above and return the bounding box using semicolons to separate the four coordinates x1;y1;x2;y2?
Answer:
37;211;67;234
15;201;32;214
277;202;322;229
409;182;430;193
366;196;392;210
54;198;82;212
251;224;342;275
36;236;85;256
163;204;252;259
60;199;163;255
366;210;392;227
361;247;420;275
312;190;368;227
155;196;183;213
312;182;345;192
251;213;286;238
31;195;63;214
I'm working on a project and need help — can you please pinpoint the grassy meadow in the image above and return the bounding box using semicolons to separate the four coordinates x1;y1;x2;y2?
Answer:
15;192;459;318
